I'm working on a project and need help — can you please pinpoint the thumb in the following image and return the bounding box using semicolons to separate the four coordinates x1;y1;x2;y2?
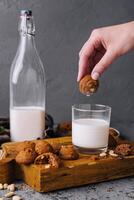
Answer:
91;49;116;80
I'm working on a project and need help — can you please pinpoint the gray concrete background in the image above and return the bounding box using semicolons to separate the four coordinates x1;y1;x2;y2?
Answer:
0;178;134;200
0;0;134;139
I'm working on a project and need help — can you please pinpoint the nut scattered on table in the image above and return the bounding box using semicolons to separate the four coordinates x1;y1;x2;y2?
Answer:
68;165;74;168
12;195;22;200
0;184;3;190
109;150;118;157
3;183;8;189
99;152;107;157
0;182;22;200
5;191;15;198
7;184;15;192
44;164;51;169
79;74;99;95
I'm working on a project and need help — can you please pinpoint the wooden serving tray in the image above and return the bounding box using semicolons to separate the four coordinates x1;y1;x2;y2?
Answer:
1;136;134;192
0;158;15;184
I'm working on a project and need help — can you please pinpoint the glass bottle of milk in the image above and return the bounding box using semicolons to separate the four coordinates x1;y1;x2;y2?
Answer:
10;10;45;141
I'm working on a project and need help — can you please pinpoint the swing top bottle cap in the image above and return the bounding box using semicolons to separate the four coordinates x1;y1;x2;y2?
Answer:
19;10;35;36
21;10;32;17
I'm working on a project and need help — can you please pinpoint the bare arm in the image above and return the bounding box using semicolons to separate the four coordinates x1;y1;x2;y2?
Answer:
78;21;134;81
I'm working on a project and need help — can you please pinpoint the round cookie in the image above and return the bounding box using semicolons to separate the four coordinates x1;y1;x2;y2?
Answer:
58;121;72;132
16;141;35;152
35;140;53;155
59;145;79;160
115;143;133;156
79;75;99;95
15;148;37;164
51;142;61;154
34;152;61;168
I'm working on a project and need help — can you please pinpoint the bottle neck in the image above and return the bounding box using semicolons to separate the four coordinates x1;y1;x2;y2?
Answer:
18;13;36;51
19;14;35;36
19;33;35;48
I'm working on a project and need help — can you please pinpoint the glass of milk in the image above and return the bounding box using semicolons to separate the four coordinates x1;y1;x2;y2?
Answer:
72;104;111;154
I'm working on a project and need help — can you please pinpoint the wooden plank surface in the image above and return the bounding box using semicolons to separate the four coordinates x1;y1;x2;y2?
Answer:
0;158;16;184
39;156;134;192
1;137;134;192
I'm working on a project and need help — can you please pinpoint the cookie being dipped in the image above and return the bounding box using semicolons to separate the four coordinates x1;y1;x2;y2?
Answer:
79;75;99;95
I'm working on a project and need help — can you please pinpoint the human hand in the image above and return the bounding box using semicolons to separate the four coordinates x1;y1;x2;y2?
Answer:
78;21;134;81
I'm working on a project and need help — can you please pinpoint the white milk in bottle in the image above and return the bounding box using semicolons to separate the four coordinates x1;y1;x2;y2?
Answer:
10;10;45;141
10;107;45;141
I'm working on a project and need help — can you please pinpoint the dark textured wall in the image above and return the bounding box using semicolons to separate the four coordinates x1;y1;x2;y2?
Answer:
0;0;134;139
